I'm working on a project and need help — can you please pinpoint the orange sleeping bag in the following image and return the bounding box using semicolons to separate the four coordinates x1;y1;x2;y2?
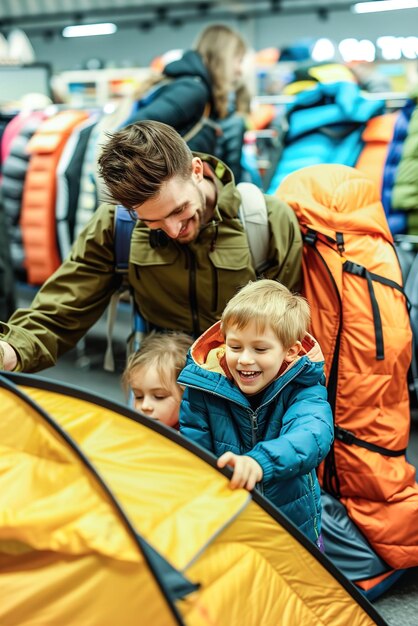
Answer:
278;164;418;569
21;109;89;285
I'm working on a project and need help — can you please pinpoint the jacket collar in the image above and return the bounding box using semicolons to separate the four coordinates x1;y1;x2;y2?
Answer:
192;152;241;221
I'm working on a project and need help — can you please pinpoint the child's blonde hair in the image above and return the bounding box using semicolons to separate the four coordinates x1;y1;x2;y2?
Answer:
122;331;193;393
221;280;310;349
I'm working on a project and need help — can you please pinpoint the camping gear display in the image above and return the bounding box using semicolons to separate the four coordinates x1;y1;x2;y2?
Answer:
0;372;385;626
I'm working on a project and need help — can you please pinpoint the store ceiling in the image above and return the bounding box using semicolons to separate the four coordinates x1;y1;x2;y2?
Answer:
0;0;361;34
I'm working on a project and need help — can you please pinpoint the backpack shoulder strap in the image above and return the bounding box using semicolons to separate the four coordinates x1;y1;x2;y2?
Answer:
114;204;136;271
236;182;269;274
104;205;137;371
178;76;220;143
182;102;214;142
138;75;215;143
136;77;174;109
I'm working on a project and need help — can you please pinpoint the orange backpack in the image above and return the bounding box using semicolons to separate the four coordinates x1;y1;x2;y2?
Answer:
278;164;418;573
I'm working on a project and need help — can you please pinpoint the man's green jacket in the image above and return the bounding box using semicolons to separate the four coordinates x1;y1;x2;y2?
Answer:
0;155;302;372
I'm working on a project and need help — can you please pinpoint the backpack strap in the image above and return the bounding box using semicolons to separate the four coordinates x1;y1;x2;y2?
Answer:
343;260;406;361
183;102;217;142
104;205;144;372
236;182;269;274
335;426;407;457
114;204;136;271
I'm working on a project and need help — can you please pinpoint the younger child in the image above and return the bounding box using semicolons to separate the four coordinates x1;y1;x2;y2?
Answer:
122;331;193;429
178;279;333;546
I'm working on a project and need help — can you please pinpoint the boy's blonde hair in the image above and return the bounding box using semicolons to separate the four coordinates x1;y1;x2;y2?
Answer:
122;331;193;392
221;280;310;349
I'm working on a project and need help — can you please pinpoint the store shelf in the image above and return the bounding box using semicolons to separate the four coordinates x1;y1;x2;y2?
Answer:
59;67;152;106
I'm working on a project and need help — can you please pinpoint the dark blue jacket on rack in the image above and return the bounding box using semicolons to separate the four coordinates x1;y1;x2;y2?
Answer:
382;98;415;235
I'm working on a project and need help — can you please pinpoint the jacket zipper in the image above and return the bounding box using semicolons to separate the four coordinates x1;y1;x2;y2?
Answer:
250;412;259;447
254;361;308;412
308;470;320;540
184;361;309;496
211;263;218;312
248;411;264;495
248;365;308;496
185;247;200;337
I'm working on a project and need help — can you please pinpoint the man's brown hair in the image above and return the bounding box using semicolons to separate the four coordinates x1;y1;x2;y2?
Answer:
97;120;193;209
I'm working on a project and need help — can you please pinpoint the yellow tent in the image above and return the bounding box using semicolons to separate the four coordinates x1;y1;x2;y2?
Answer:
0;372;386;626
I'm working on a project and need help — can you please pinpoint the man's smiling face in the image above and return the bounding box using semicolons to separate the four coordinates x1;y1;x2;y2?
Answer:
133;159;207;244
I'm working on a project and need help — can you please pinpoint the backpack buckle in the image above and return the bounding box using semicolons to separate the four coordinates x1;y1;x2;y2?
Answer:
335;426;355;445
304;229;317;246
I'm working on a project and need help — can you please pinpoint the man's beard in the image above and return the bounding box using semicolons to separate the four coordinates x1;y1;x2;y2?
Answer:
178;183;207;243
196;182;208;229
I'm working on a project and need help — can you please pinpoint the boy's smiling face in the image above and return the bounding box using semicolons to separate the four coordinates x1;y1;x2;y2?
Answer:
225;320;298;395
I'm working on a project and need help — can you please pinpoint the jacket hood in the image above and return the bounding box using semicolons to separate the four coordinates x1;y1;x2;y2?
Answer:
181;320;325;398
164;50;212;93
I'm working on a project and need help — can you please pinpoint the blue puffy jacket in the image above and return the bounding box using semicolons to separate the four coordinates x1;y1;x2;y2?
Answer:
267;81;384;194
179;322;334;544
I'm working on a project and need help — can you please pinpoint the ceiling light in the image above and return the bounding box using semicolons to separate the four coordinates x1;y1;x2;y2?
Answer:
312;38;336;62
352;0;418;13
62;23;117;38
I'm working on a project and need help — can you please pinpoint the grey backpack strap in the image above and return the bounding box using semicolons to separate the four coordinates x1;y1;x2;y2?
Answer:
104;290;120;372
236;182;270;274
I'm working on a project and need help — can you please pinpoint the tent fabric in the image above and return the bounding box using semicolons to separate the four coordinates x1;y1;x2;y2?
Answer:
319;491;406;600
0;372;386;626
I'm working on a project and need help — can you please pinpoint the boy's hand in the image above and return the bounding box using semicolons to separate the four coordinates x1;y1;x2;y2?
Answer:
217;452;263;491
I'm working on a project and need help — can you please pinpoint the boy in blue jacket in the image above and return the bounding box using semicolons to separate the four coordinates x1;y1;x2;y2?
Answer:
178;279;334;547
